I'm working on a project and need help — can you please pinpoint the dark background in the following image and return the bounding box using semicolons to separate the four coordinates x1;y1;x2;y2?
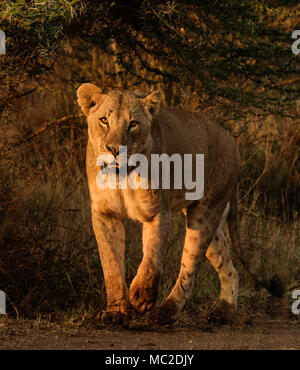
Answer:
0;0;299;320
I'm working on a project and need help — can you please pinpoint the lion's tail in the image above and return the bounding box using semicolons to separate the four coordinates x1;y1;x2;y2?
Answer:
228;185;284;298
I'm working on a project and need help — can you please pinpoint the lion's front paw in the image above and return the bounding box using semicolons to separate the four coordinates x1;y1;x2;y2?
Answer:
129;272;160;313
100;311;129;327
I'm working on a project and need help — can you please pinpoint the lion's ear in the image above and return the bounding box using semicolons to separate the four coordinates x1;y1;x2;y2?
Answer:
77;83;103;116
133;90;146;98
143;90;161;117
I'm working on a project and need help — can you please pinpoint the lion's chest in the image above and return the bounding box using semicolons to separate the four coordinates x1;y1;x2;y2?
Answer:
89;181;161;222
122;188;161;222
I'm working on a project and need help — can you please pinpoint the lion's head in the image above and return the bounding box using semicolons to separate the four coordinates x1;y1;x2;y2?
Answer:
77;83;161;164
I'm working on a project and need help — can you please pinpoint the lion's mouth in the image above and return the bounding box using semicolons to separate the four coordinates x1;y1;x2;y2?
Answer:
102;161;120;173
101;160;139;176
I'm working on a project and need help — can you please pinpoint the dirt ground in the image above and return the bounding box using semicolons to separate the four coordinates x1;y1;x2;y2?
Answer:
1;297;299;350
0;318;300;350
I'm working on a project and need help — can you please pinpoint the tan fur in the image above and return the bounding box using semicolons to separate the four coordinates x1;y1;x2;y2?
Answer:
77;83;241;324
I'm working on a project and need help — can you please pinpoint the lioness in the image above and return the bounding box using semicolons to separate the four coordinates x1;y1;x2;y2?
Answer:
77;83;280;325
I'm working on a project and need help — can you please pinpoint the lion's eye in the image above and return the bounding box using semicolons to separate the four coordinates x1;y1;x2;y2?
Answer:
99;117;108;126
129;120;139;129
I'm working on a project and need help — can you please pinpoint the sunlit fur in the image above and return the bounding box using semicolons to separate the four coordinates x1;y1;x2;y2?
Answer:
77;83;241;324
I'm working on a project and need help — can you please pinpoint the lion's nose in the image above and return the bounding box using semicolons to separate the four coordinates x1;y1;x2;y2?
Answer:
105;144;119;157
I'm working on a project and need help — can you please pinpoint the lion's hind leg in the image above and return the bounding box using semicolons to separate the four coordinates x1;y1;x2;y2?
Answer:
205;203;239;322
154;201;225;324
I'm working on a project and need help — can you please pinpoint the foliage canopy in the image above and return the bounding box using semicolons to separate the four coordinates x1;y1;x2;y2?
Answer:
0;0;299;119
